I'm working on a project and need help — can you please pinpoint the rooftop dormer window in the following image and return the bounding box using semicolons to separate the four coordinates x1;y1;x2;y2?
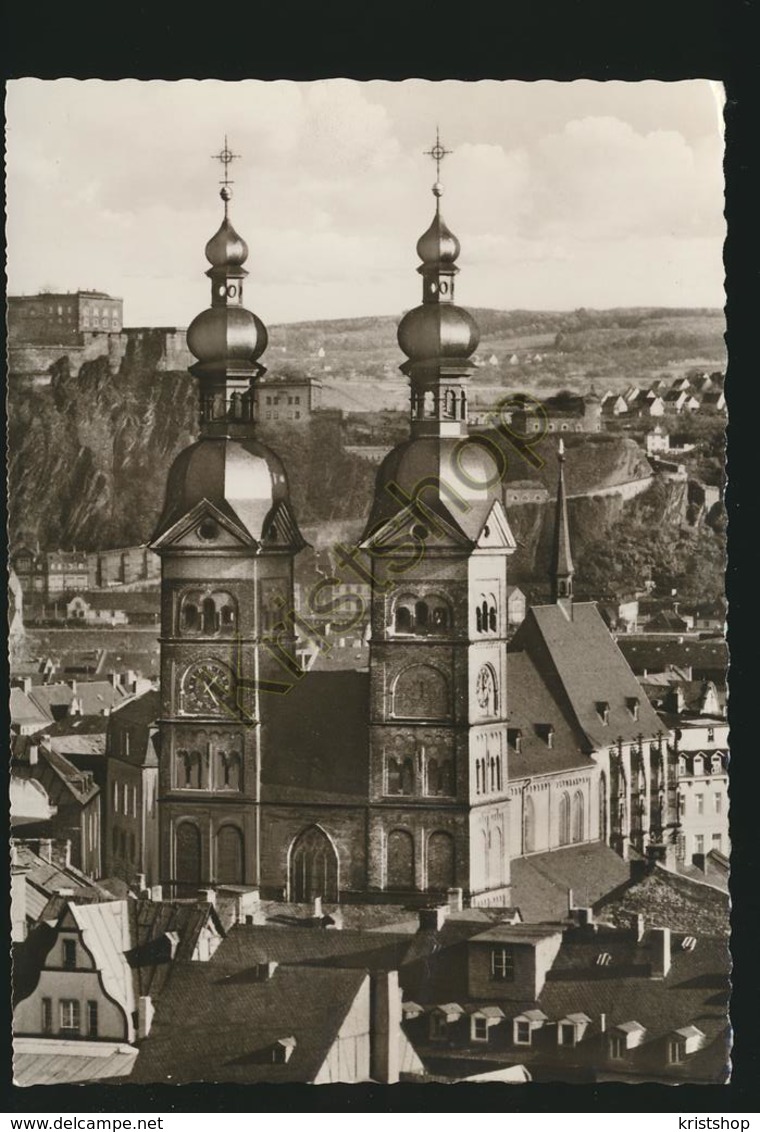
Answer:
271;1036;296;1064
508;728;522;754
597;702;610;725
627;697;640;721
513;1010;547;1046
595;952;612;967
557;1013;591;1047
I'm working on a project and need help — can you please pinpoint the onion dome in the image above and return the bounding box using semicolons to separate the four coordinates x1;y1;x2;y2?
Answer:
187;305;268;367
154;436;297;543
205;216;249;268
416;206;461;265
363;436;501;539
397;302;479;363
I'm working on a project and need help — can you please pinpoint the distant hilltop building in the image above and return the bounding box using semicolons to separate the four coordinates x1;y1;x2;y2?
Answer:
254;374;323;424
8;288;194;387
8;291;123;346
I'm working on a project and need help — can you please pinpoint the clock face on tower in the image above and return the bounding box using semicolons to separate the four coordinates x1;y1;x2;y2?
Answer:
181;661;234;716
475;665;497;715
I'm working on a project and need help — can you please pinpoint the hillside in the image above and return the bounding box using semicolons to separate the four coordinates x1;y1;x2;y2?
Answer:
8;308;724;599
265;306;726;399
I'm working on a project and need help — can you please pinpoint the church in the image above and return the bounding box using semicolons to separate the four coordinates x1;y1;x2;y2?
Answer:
149;141;670;908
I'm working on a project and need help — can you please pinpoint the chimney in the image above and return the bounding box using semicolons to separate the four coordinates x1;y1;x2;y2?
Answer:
38;838;53;863
136;873;147;892
370;970;401;1085
569;902;594;929
198;888;216;907
567;888;574;913
19;676;32;694
67;679;78;694
447;887;463;913
650;927;672;979
137;995;154;1040
599;1012;607;1033
634;913;646;942
108;672;119;688
418;905;450;932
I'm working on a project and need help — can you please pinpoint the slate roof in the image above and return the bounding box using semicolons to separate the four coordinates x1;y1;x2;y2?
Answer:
127;898;223;999
129;961;368;1084
261;670;369;802
616;637;728;680
401;923;730;1084
506;651;594;779
12;842;111;904
28;680;128;721
10;688;49;729
510;843;633;923
510;604;666;752
594;863;730;937
213;924;413;973
13;1039;138;1086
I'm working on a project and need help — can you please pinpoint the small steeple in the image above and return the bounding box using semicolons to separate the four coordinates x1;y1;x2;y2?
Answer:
185;137;268;439
551;438;574;614
396;131;479;440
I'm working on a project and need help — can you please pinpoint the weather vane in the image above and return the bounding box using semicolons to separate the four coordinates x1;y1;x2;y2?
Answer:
424;127;452;181
212;135;241;190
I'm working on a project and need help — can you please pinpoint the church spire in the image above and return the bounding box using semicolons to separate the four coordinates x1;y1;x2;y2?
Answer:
551;438;574;614
396;131;479;439
185;137;268;439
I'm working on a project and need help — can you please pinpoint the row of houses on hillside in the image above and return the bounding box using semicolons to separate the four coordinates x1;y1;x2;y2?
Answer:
602;373;725;419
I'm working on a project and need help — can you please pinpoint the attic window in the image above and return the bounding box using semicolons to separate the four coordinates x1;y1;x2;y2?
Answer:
595;952;612;967
535;723;554;747
508;728;522;753
681;936;697;951
627;697;640;721
271;1036;296;1064
597;702;610;725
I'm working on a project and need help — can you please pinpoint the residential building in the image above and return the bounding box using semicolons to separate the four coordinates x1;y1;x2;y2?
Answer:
12;739;102;876
254;374;322;423
399;909;730;1084
105;690;161;888
13;894;223;1085
66;589;159;627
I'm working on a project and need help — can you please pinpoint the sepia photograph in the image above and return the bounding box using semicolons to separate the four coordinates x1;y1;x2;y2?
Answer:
6;77;730;1089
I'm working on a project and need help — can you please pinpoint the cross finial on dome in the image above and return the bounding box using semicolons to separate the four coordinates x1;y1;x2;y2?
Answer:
212;135;241;216
424;127;452;202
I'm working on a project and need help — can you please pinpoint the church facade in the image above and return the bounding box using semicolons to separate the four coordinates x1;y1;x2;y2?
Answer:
150;143;671;908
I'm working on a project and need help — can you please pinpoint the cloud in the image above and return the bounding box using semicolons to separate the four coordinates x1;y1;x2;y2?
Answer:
5;80;725;322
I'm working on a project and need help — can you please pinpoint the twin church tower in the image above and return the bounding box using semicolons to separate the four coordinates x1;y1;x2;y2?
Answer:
149;136;554;907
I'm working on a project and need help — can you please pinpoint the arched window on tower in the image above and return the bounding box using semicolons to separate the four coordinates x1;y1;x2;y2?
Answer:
180;590;237;637
476;606;483;632
524;794;536;854
599;772;608;842
415;601;429;629
202;597;219;635
572;790;585;843
395;604;413;633
559;792;571;846
445;389;457;418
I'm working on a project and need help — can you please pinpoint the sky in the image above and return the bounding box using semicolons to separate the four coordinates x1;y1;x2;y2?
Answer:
5;79;726;326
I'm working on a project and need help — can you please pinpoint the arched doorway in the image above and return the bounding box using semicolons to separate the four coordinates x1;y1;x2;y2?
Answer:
216;825;244;885
175;822;202;895
427;831;455;891
289;825;339;903
386;829;414;890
